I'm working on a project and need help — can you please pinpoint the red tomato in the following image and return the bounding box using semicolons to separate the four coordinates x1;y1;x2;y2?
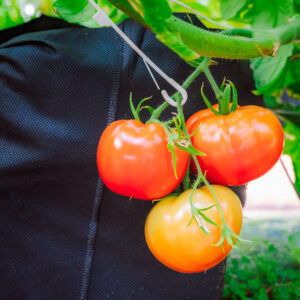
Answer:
186;105;284;186
97;120;189;200
145;185;243;273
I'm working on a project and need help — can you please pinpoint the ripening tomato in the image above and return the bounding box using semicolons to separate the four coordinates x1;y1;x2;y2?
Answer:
145;185;243;273
186;105;284;186
97;120;189;200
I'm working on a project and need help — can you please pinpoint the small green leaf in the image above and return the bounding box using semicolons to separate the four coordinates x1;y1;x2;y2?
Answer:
54;0;95;23
250;44;294;95
245;0;294;29
136;96;152;114
133;0;172;33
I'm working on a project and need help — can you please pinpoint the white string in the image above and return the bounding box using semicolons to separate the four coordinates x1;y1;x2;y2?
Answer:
169;0;233;29
143;58;161;90
88;0;187;107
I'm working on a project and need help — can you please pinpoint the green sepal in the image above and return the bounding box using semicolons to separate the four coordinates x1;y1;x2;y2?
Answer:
229;81;238;113
173;116;183;139
141;106;155;114
136;96;152;114
175;143;205;157
187;125;201;138
220;78;226;92
213;234;225;248
152;193;180;202
168;144;179;180
201;85;222;116
199;224;211;237
198;204;216;212
220;83;231;115
129;93;140;121
197;210;221;228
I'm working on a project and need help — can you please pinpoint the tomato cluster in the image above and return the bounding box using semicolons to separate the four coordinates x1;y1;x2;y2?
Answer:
97;105;284;273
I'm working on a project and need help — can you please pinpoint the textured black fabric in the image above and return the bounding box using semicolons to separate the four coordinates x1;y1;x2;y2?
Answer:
0;16;261;299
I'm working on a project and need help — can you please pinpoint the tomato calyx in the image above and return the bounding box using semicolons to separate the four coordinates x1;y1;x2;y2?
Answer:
214;226;250;249
149;118;205;180
129;93;153;121
201;80;238;116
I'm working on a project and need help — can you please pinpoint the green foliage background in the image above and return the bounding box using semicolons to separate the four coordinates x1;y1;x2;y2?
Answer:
0;0;299;194
224;218;300;299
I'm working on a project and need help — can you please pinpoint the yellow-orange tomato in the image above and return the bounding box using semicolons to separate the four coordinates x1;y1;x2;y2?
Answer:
145;185;243;273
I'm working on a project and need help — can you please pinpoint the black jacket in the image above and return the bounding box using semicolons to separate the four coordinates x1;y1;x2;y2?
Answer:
0;15;260;299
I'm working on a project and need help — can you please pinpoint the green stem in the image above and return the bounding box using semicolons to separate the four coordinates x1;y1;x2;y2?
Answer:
149;58;208;122
149;102;169;121
182;157;191;191
107;0;300;60
174;57;208;96
203;65;222;100
177;96;227;227
192;155;226;225
174;81;227;229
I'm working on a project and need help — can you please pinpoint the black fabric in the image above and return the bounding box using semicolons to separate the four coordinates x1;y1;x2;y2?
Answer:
0;16;261;299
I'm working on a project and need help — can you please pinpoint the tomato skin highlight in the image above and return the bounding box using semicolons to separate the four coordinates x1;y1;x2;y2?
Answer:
186;105;284;186
145;185;243;273
97;120;189;200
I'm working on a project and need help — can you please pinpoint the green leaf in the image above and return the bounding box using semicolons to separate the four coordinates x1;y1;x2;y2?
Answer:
250;44;294;95
283;121;300;195
285;54;300;99
100;0;128;25
245;0;294;28
220;0;247;20
258;287;269;300
53;0;95;23
53;0;128;26
129;0;172;33
295;0;300;13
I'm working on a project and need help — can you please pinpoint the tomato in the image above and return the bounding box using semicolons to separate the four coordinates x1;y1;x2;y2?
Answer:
186;105;284;186
97;120;189;200
145;185;243;273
